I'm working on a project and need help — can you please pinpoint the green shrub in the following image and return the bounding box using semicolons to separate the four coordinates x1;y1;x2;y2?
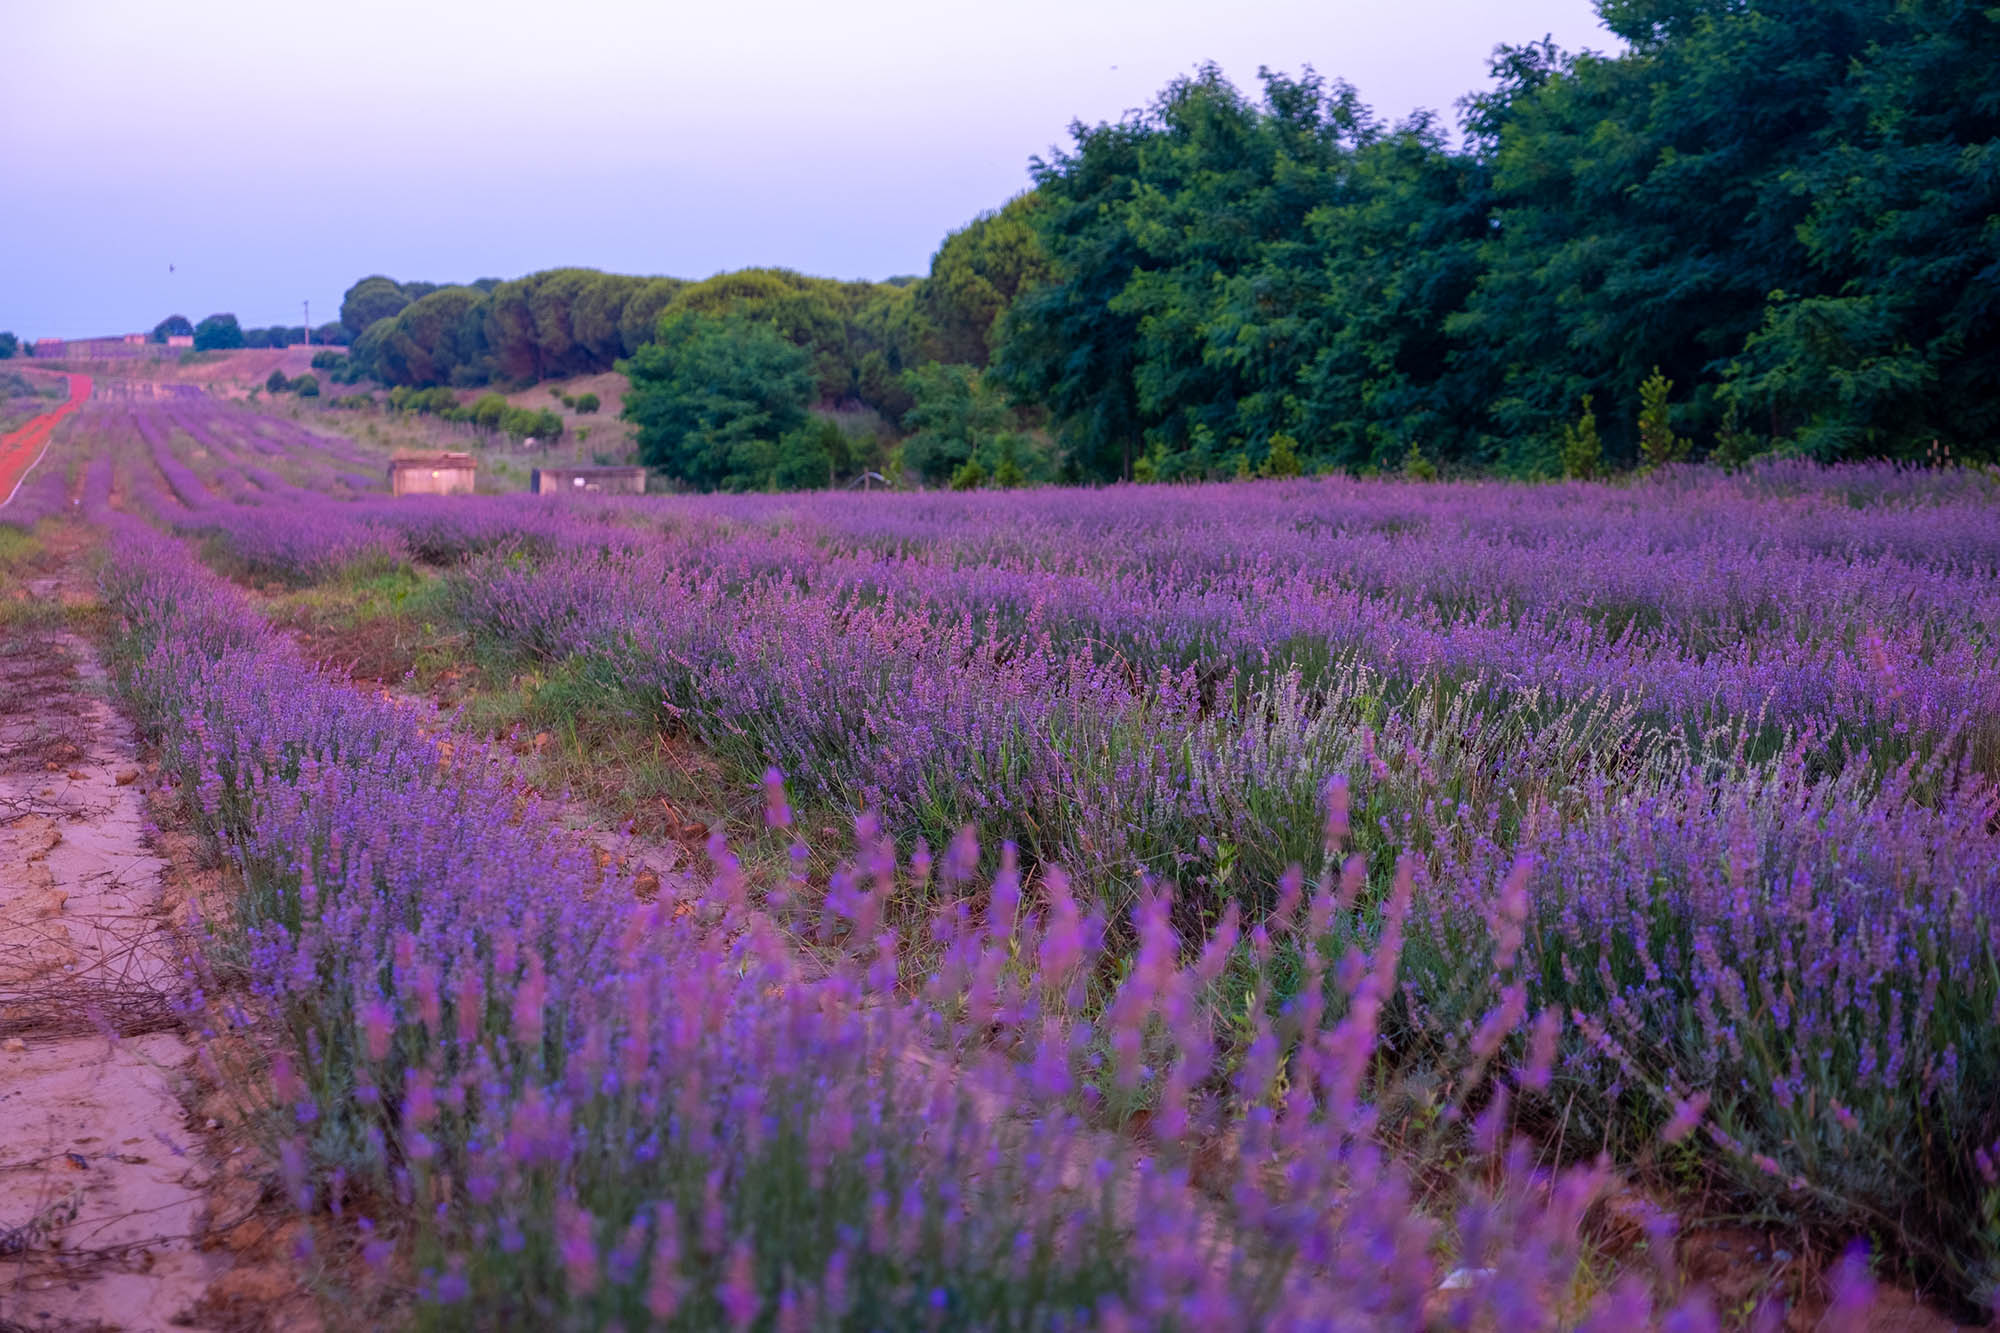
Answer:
574;391;600;414
1712;403;1757;470
1261;432;1303;479
293;374;320;398
470;393;510;431
193;313;245;351
266;369;291;395
1560;396;1603;480
1638;367;1689;467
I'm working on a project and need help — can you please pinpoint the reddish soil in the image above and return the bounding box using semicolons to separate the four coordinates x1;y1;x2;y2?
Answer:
0;373;91;506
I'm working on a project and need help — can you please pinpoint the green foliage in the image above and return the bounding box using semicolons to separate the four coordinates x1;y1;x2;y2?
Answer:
990;455;1028;489
620;311;813;490
1712;402;1757;471
310;349;348;373
387;385;459;417
484;406;563;442
994;67;1388;482
916;193;1051;366
192;313;245;351
573;391;600;414
769;423;835;490
319;5;1999;478
0;332;16;360
1560;395;1603;480
469;393;510;431
949;457;987;490
989;9;2000;473
1402;442;1438;482
897;362;1011;485
266;369;290;395
150;315;193;344
339;276;412;341
1260;433;1303;479
293;374;319;399
343;266;932;427
243;325;307;349
1636;367;1688;468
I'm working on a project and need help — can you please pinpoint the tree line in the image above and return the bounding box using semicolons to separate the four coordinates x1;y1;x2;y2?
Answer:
329;0;1998;487
147;314;349;351
996;0;1997;478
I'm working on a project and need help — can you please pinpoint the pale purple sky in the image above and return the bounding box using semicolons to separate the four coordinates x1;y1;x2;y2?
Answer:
2;0;1614;339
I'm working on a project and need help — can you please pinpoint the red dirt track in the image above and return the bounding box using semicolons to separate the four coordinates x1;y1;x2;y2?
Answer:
0;371;93;506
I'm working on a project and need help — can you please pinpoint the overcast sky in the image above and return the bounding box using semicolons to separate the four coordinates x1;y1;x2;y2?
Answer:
2;0;1614;339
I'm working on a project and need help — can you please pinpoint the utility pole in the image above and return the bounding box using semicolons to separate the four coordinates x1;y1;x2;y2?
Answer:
303;300;311;346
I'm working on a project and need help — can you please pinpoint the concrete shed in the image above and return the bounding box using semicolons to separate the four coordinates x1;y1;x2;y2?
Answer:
389;451;477;497
531;466;646;496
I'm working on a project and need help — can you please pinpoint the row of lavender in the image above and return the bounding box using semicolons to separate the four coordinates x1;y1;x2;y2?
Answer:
95;514;1787;1327
1;390;387;526
173;468;2000;1308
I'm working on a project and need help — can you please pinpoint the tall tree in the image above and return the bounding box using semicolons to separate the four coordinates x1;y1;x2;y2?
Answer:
193;313;245;351
917;193;1052;366
620;312;814;491
339;276;413;341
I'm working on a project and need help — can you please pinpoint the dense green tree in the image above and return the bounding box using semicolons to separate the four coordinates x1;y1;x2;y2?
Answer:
666;269;856;402
1460;1;2000;460
338;265;929;424
1290;112;1500;470
193;314;245;351
339;277;412;341
1636;366;1689;467
769;423;837;490
848;282;930;422
150;315;194;343
1560;395;1604;479
369;287;492;387
266;369;290;394
916;193;1052;366
620;312;814;490
469;393;511;431
616;278;685;356
897;363;1015;485
244;326;305;349
0;332;16;360
992;7;1999;473
997;67;1373;481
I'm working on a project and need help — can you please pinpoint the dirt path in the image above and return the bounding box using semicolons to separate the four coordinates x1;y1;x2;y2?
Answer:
0;374;92;508
0;545;226;1331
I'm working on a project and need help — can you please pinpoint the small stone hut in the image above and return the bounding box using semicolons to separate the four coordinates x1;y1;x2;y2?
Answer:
531;466;646;496
389;451;477;497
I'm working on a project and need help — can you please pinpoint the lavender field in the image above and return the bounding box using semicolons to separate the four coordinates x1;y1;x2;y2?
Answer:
6;388;1999;1327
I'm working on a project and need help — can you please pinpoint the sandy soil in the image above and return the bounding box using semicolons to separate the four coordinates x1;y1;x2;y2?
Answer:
0;572;226;1331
